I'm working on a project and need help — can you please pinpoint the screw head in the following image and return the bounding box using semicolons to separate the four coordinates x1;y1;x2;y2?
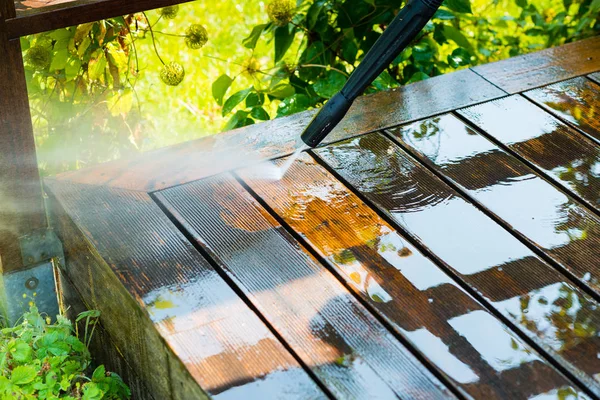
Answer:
25;277;39;290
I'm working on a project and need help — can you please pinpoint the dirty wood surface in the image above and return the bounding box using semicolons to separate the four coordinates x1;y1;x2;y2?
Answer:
47;39;600;399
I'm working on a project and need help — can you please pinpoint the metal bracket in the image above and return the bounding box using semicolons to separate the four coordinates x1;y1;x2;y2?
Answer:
1;229;63;325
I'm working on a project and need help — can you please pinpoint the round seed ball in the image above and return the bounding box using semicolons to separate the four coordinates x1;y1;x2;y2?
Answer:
160;62;185;86
267;0;296;26
185;24;208;49
159;5;179;19
26;46;51;70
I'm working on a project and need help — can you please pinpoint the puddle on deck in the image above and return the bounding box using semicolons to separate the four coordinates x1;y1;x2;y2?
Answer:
390;114;600;291
458;96;600;210
310;132;600;394
238;151;592;398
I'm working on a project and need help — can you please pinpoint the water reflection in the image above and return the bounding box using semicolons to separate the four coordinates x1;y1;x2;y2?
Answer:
524;77;600;143
457;95;600;210
159;175;454;399
313;132;600;394
390;114;600;292
239;152;588;398
143;277;323;398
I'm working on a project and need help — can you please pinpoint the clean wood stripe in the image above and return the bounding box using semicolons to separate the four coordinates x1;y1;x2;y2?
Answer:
7;0;194;39
389;113;600;298
524;77;600;145
312;132;600;397
237;152;586;399
53;69;505;192
157;175;458;400
44;179;323;399
471;36;600;94
457;95;600;215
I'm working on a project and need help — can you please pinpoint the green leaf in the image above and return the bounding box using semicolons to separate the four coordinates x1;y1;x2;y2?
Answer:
447;47;472;67
50;48;69;71
107;43;128;70
92;365;106;382
82;382;104;400
224;110;249;131
9;340;32;363
313;70;347;99
74;22;95;43
107;89;134;116
245;92;264;107
250;107;270;120
242;24;268;49
443;0;472;13
434;9;455;19
341;39;358;64
222;87;252;116
88;53;107;81
65;56;82;81
274;25;296;63
268;82;295;99
442;25;473;51
212;74;233;106
516;0;528;8
11;365;37;385
48;28;72;41
307;0;326;29
407;71;430;83
276;94;310;117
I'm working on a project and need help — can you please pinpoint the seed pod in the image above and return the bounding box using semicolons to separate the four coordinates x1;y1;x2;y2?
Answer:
26;46;52;70
160;62;185;86
159;5;179;19
267;0;296;27
185;24;208;49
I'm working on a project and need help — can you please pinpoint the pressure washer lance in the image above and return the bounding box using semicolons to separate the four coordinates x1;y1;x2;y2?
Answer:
300;0;444;148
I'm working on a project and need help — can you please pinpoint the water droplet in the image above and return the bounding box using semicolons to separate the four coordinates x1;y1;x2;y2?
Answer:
584;272;592;281
428;298;434;303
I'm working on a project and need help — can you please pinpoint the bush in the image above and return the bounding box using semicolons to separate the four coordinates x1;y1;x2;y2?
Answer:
0;305;130;399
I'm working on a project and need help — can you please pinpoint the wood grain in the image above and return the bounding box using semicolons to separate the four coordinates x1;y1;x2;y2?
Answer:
0;14;46;272
45;179;322;399
7;0;194;38
157;175;457;400
457;96;600;214
313;132;600;396
54;69;505;192
524;76;600;144
238;152;585;399
471;36;600;94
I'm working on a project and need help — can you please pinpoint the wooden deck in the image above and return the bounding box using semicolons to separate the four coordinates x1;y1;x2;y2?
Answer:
45;36;600;399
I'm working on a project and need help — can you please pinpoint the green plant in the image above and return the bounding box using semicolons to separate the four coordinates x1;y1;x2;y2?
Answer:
212;0;600;129
0;304;130;399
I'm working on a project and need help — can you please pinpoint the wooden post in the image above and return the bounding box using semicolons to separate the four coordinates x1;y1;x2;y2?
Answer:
0;0;47;273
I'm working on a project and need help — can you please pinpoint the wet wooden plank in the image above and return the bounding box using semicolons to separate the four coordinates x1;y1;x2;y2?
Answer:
237;152;587;399
157;175;457;400
54;68;505;192
471;36;600;94
7;0;194;39
524;77;600;144
589;72;600;85
44;179;323;400
389;112;600;297
313;132;600;396
457;95;600;214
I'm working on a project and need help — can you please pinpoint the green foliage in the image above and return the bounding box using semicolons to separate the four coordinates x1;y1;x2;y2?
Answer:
214;0;600;129
0;305;130;399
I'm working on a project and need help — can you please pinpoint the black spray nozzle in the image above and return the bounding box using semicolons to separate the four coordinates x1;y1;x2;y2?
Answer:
301;0;443;148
